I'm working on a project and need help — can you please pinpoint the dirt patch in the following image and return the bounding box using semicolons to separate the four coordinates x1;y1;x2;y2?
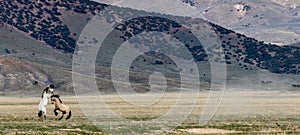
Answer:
179;128;241;134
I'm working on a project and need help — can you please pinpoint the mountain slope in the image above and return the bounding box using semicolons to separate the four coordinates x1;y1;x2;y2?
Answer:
187;0;300;45
1;0;299;75
0;56;74;96
0;0;300;96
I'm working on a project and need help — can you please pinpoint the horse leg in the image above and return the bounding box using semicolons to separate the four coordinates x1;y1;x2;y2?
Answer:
54;108;58;116
38;110;43;121
43;107;47;120
38;110;43;117
58;111;66;120
66;110;72;120
38;106;47;120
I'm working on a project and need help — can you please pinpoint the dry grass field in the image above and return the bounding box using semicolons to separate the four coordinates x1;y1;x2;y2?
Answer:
0;90;300;134
0;96;102;135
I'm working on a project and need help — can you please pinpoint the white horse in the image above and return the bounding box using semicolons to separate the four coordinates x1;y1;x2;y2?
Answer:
38;85;54;120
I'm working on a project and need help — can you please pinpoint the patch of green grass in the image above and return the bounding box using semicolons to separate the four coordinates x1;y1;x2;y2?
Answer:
176;125;205;129
0;116;103;134
175;116;300;134
208;123;263;132
72;124;102;132
105;125;162;134
125;116;158;121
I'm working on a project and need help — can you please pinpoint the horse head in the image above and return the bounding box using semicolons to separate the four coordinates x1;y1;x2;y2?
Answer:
49;84;54;93
50;94;62;104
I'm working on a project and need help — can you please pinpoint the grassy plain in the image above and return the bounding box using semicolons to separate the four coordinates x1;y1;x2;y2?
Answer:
0;90;299;134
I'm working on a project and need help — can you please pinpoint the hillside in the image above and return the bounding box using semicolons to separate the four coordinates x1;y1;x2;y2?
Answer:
1;0;299;75
0;56;74;96
0;0;299;96
187;0;300;45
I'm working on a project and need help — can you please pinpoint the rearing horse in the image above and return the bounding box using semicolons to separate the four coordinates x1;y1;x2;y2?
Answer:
38;85;54;120
50;94;72;120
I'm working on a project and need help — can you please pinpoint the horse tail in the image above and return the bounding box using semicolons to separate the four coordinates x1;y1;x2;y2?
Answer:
66;110;72;120
38;110;43;117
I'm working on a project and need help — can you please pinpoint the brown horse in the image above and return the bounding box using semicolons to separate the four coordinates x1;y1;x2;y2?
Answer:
50;94;72;120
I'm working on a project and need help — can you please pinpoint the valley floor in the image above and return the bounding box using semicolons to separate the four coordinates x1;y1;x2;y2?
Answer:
0;90;299;134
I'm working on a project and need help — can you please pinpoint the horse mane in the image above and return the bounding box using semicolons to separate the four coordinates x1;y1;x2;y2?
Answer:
51;94;63;103
41;87;49;98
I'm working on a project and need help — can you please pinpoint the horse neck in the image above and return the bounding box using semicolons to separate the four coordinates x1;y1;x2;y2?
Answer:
42;91;49;99
53;98;62;105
